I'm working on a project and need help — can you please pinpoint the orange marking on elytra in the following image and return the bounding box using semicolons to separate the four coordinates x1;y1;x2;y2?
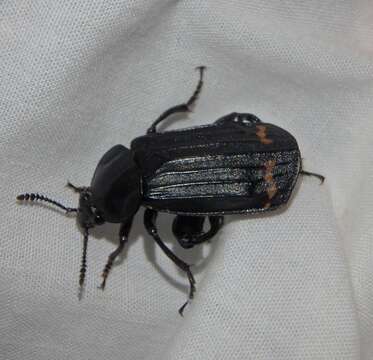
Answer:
256;125;273;145
263;160;278;208
267;184;277;199
263;202;271;209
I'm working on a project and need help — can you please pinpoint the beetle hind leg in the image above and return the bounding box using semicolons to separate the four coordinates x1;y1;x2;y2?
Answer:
172;215;224;249
300;170;325;184
147;66;206;134
144;208;196;315
172;215;205;249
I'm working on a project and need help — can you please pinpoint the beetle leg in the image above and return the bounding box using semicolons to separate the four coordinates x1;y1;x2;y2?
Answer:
172;216;205;249
144;208;196;315
215;112;262;126
147;66;206;134
300;170;325;184
193;216;224;245
173;215;224;249
66;182;88;193
99;217;133;290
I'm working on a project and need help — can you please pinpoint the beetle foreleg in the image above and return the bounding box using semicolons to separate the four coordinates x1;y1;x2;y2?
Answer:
144;208;196;315
147;66;206;134
99;217;133;290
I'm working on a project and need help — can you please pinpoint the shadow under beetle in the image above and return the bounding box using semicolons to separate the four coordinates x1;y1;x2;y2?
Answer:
17;66;324;315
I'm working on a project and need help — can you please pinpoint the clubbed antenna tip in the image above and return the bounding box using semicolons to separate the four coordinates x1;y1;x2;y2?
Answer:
16;192;77;213
17;194;30;201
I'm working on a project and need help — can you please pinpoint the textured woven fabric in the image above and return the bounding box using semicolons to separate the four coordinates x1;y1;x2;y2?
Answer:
1;1;372;359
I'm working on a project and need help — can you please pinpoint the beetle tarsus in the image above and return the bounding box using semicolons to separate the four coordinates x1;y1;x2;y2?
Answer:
99;256;116;291
187;268;196;298
178;300;189;316
144;208;197;315
99;253;118;290
186;65;205;109
99;277;107;290
300;170;325;184
98;218;133;290
178;269;196;316
147;66;206;133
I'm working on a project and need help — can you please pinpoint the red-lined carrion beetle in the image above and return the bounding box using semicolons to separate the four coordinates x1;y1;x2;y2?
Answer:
17;67;324;315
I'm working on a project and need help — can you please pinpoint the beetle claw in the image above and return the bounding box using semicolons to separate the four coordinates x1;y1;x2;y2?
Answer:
195;65;206;72
178;301;189;316
98;283;105;290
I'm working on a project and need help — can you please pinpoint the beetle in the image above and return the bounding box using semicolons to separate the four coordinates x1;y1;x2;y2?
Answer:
16;66;324;315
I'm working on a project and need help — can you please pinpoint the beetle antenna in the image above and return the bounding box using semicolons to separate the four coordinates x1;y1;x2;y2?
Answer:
300;171;325;184
78;227;89;299
16;193;78;213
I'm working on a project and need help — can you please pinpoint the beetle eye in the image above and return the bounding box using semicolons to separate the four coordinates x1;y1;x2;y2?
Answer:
95;214;105;225
92;207;105;225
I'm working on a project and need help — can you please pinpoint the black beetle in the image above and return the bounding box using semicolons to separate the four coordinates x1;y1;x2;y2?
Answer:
17;66;324;315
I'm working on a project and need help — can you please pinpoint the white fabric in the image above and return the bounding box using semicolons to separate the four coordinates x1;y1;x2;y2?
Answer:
1;1;372;359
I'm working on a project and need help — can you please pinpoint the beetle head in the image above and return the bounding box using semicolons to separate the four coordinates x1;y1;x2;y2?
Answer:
16;144;142;293
76;188;105;229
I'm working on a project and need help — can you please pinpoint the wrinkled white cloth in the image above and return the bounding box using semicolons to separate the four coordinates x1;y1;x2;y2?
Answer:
1;1;372;359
